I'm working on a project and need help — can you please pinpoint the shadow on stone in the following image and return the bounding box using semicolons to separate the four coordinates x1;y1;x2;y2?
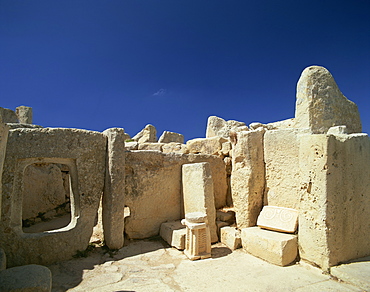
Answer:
211;246;232;259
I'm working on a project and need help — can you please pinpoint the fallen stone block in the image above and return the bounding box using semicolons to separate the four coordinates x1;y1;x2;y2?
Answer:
160;221;186;250
241;227;298;266
220;226;241;250
186;136;227;156
257;206;298;233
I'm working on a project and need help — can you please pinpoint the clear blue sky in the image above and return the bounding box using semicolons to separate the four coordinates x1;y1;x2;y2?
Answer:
1;1;369;140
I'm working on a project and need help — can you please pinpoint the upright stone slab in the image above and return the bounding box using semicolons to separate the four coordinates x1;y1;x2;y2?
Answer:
294;66;361;134
257;206;298;233
16;106;33;124
182;162;218;242
206;116;248;139
132;124;157;143
158;131;184;143
231;129;265;228
102;128;126;250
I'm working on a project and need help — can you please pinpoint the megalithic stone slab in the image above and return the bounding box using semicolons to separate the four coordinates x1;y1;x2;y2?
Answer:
257;206;298;233
16;106;33;124
182;162;218;243
103;128;126;250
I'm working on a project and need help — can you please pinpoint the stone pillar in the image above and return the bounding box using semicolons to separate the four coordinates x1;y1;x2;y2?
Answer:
181;212;211;260
182;162;218;242
16;106;33;124
102;128;126;250
0;123;8;212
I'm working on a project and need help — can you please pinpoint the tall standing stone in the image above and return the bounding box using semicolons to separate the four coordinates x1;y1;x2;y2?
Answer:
16;106;33;124
294;66;361;134
102;128;126;250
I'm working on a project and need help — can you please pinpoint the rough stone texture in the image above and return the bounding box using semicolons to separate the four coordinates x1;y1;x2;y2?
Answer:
22;163;67;220
220;226;241;250
216;210;234;223
231;129;265;228
125;141;138;150
294;66;362;134
124;152;227;239
6;123;43;129
298;133;370;270
257;206;298;233
132;124;157;143
138;142;164;151
102;128;126;250
160;221;186;250
16;106;33;124
249;122;264;130
221;141;232;156
327;125;348;135
241;227;298;266
216;220;229;237
182;163;218;243
186;136;227;155
0;123;9;212
0;248;6;272
158;131;184;144
0;107;18;123
0;128;106;267
206;116;248;139
264;129;308;208
266;118;295;130
0;264;52;292
162;143;189;154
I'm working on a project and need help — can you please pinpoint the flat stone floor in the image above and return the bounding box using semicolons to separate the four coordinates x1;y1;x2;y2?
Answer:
48;238;369;292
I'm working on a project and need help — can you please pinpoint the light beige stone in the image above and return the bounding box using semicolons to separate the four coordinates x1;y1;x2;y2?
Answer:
241;227;298;266
220;226;241;250
16;105;33;124
102;128;126;250
327;125;348;135
160;221;186;250
294;66;362;134
138;142;163;151
162;142;189;154
0;128;106;267
125;141;138;150
132;124;157;143
182;163;218;243
206;116;248;139
158;131;184;143
249;122;264;130
0;107;18;123
266;118;295;130
186;136;227;155
257;206;298;233
299;133;370;270
231;129;265;228
221;141;232;156
0;264;52;292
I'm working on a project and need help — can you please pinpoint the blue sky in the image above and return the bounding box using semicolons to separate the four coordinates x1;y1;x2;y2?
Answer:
1;1;369;140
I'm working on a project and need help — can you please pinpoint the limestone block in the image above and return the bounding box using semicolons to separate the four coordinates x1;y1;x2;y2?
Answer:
216;220;229;236
0;107;18;123
327;125;348;135
248;122;264;130
186;136;227;155
16;106;33;124
182;163;218;243
0;128;106;267
231;129;265;228
264;129;307;209
299;133;370;270
265;118;295;130
241;227;298;266
0;264;52;292
6;123;43;129
138;142;164;151
125;141;138;150
132;124;157;143
158;131;184;143
257;206;298;233
162;143;189;154
216;210;235;224
294;66;362;134
206;116;248;139
102;128;126;250
160;221;186;250
220;226;241;250
0;248;6;271
221;141;232;156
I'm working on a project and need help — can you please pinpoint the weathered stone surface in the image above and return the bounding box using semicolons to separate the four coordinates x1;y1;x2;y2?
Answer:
231;129;265;228
132;124;157;143
221;141;232;156
249;122;264;130
0;248;6;272
220;226;241;250
298;133;370;270
264;128;308;208
257;206;298;233
294;66;361;134
16;105;33;124
162;143;189;154
6;123;43;129
182;163;218;243
125;141;138;150
124;152;227;239
0;107;18;123
241;227;298;266
160;221;186;250
186;136;227;155
0;264;52;292
266;118;295;130
0;128;106;267
327;125;348;135
206;116;248;139
102;128;126;250
158;131;184;143
138;142;164;151
0;123;9;212
216;210;235;223
216;220;229;237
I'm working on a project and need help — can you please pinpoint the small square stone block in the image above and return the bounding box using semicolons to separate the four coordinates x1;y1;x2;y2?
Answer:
241;227;298;266
257;206;298;233
160;221;186;250
220;226;241;250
